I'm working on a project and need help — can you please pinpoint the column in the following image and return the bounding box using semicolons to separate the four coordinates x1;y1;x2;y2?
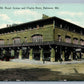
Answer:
19;49;22;59
2;49;6;60
11;49;14;58
81;53;84;59
50;48;55;62
29;48;33;60
40;48;43;61
71;51;73;61
3;49;6;56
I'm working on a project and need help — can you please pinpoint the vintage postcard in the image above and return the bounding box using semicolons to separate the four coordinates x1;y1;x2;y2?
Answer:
0;0;84;83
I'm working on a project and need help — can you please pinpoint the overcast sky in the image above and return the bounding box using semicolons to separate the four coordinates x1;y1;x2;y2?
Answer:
0;3;84;28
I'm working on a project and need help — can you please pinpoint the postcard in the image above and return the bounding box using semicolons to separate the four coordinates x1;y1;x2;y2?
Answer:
0;0;84;84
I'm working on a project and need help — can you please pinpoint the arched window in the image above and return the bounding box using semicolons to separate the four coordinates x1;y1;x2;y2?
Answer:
31;34;43;42
0;39;4;45
80;39;84;45
13;37;21;44
58;35;62;42
65;36;71;43
73;38;78;44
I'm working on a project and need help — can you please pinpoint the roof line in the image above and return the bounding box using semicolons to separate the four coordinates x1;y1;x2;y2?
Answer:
0;16;83;30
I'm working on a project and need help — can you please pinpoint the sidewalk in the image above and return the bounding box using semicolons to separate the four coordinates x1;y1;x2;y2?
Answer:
10;59;84;65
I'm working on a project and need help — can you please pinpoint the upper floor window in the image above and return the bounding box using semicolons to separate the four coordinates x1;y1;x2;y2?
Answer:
32;34;43;42
65;36;71;43
73;38;78;44
80;39;84;45
0;39;4;45
13;37;21;44
58;35;62;42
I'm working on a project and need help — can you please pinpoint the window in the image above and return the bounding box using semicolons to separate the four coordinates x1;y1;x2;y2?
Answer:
80;39;84;45
65;36;71;43
13;37;21;44
32;34;43;42
73;38;78;44
0;39;4;45
58;35;62;42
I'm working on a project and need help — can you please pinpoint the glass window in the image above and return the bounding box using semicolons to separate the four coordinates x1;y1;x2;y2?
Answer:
58;35;62;42
13;37;21;44
65;36;71;43
32;34;43;42
73;38;78;44
80;39;84;45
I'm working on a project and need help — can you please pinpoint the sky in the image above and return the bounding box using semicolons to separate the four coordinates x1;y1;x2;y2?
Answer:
0;3;84;29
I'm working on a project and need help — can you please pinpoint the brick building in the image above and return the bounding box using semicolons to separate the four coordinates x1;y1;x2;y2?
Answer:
0;15;84;62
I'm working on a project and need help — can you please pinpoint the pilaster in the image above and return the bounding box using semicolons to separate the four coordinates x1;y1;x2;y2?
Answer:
19;49;22;59
50;48;55;62
40;48;43;61
29;48;33;60
11;49;14;57
71;51;73;60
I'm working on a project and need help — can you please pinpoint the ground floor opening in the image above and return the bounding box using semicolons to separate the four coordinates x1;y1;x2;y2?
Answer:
0;44;84;62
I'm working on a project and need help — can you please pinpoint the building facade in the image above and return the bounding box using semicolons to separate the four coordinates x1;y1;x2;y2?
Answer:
0;15;84;61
